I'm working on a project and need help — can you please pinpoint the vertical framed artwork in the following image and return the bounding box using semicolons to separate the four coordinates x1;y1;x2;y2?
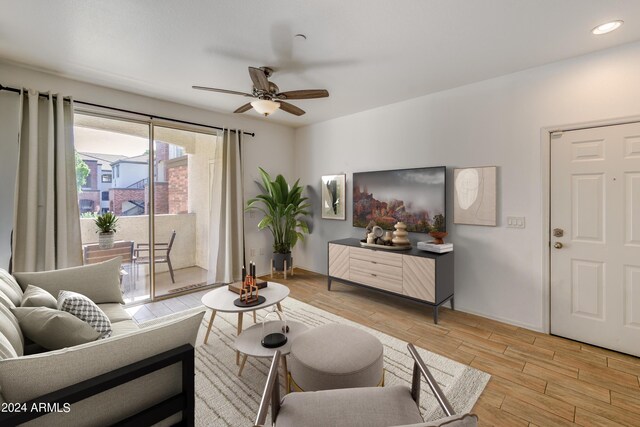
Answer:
454;166;497;226
321;174;346;220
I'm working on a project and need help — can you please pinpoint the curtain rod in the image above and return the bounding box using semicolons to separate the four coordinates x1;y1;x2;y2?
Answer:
0;84;255;137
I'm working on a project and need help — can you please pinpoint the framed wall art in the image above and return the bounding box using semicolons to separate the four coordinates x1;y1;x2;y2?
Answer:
453;166;497;226
321;174;346;220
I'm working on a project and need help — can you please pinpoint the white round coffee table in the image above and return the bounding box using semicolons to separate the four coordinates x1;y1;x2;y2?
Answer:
235;320;309;392
201;282;290;363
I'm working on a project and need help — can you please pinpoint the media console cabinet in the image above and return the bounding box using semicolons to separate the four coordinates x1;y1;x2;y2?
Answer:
327;238;454;323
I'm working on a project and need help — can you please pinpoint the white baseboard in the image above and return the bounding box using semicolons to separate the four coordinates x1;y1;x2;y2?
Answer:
452;305;545;333
290;264;546;333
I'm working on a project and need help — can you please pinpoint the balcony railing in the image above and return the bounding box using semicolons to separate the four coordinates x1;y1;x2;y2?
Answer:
127;177;149;189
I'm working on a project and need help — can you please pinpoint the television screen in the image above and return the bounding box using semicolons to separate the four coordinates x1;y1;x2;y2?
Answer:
353;166;446;233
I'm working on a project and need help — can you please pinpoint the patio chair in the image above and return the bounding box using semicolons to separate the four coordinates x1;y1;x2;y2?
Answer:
83;240;135;288
134;230;177;283
255;343;478;427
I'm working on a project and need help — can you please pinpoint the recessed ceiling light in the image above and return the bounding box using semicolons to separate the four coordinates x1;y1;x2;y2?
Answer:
592;20;623;35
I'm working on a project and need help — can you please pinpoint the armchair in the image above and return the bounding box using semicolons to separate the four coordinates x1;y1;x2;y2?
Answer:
255;343;478;427
134;230;176;283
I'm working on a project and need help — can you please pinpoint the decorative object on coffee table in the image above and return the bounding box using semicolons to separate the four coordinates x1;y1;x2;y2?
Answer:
321;174;346;220
94;212;118;249
261;307;288;348
246;168;310;273
454;166;497;226
234;262;265;307
391;221;411;246
429;214;448;244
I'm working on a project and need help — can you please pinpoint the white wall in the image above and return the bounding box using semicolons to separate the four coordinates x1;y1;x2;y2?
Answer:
294;41;640;332
0;60;295;274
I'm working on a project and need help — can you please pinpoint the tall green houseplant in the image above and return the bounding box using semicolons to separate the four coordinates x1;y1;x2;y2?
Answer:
246;168;310;271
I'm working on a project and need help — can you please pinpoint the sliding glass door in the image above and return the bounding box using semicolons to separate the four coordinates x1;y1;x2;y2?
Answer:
151;125;217;298
74;113;151;303
74;112;218;303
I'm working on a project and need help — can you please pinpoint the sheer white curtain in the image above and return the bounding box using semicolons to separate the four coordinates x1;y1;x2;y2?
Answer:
12;90;82;272
207;129;244;284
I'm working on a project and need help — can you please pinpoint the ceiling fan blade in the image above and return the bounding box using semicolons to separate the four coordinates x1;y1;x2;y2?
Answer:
233;103;253;114
192;86;253;97
276;89;329;100
248;67;270;91
278;101;305;116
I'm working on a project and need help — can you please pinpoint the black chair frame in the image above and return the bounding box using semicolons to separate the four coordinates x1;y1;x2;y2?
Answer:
0;344;195;427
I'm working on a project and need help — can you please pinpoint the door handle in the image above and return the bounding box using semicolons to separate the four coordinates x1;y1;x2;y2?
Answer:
554;242;563;249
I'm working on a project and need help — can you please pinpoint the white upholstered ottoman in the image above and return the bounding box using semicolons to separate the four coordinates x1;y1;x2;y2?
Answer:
289;324;384;391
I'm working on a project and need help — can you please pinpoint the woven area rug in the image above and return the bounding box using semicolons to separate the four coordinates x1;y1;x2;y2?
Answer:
143;298;489;426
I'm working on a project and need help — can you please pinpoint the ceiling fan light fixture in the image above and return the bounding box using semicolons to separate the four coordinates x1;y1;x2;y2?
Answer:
251;99;280;116
592;20;623;35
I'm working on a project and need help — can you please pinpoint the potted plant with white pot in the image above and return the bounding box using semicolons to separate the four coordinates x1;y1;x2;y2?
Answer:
246;168;310;272
95;212;119;249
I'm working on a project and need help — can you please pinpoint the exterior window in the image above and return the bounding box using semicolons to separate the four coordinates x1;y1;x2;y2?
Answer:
101;191;109;201
101;174;112;183
83;173;91;189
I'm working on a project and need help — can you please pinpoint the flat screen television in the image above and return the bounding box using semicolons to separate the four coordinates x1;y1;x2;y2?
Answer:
353;166;446;233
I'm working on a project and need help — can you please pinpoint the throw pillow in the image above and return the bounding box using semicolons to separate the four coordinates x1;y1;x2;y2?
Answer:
12;307;100;350
58;291;112;339
0;268;23;307
14;257;124;304
21;285;57;309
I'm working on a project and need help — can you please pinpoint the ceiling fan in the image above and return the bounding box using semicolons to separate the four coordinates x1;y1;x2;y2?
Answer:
192;66;329;117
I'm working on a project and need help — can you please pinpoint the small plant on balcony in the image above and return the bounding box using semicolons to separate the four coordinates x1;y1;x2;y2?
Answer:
95;212;118;249
246;168;310;271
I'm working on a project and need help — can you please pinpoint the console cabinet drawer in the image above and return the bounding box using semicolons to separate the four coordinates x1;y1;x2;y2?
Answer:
350;258;403;281
349;270;403;294
349;246;402;267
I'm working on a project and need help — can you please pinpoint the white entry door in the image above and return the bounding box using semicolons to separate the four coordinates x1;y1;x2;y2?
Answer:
551;121;640;356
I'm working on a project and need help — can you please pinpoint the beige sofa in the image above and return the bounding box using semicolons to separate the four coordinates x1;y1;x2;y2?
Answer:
0;258;204;426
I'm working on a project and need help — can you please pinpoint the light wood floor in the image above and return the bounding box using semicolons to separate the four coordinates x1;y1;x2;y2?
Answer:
136;269;640;427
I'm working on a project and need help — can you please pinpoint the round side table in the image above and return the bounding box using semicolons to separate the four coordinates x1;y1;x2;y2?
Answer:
235;320;309;393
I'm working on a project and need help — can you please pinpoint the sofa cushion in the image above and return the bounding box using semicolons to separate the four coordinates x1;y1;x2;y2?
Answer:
276;386;424;427
98;303;133;323
398;414;479;427
0;333;18;360
0;304;23;356
14;257;124;304
0;310;204;427
12;307;100;350
111;319;140;337
58;291;112;339
0;269;23;307
0;292;15;311
21;285;58;309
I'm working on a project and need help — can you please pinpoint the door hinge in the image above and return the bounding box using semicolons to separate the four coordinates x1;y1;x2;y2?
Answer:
550;131;564;138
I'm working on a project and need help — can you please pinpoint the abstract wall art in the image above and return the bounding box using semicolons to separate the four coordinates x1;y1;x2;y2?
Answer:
453;166;497;226
321;174;346;220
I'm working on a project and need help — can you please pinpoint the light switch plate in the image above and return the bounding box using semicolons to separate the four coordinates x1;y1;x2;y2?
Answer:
507;216;526;228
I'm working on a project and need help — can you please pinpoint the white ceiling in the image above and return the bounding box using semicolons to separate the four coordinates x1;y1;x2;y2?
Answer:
1;0;639;127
